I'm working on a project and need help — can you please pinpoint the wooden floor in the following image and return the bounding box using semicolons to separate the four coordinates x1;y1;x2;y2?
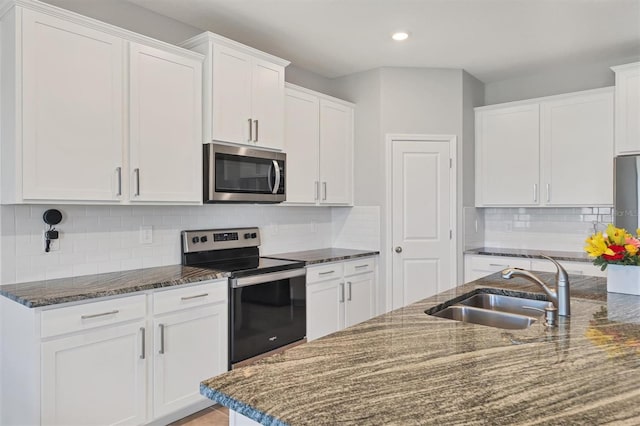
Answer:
169;405;229;426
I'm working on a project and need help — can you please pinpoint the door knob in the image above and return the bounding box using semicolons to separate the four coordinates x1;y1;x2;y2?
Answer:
395;246;403;253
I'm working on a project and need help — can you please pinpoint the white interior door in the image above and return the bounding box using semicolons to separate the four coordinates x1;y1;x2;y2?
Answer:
392;139;453;309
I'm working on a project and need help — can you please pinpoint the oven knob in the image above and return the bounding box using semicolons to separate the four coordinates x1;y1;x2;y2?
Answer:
251;233;257;238
192;236;200;244
244;233;251;239
201;236;208;243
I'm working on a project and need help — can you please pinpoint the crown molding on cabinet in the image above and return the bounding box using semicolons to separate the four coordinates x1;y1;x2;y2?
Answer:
475;86;614;112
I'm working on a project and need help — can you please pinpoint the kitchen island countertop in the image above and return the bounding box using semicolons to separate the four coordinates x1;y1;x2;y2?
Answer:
200;272;640;425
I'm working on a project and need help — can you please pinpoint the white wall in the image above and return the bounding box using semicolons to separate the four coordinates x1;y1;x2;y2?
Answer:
484;55;640;105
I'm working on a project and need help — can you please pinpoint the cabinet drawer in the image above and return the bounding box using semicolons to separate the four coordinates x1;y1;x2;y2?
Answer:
153;280;227;315
530;259;606;277
41;294;146;338
344;257;375;276
307;263;344;284
469;255;531;272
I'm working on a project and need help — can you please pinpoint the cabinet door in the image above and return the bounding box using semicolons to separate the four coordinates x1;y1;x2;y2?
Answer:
319;100;353;205
153;303;227;418
284;88;320;204
211;45;252;144
614;64;640;155
129;43;202;203
464;255;531;283
541;90;613;206
476;104;540;206
251;58;285;150
41;321;146;426
21;9;124;202
306;278;344;341
344;272;374;328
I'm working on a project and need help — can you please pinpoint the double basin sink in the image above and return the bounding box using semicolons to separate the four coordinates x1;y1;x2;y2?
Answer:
425;290;551;330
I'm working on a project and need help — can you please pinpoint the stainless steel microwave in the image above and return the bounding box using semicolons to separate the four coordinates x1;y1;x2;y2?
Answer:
204;143;286;203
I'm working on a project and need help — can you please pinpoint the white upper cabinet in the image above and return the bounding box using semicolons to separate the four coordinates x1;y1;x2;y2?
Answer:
475;104;540;206
1;1;204;205
19;9;124;202
540;90;613;206
475;87;614;207
284;84;354;206
181;32;289;151
611;62;640;155
129;43;203;203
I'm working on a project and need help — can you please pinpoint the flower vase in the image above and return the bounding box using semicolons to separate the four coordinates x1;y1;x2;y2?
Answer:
607;264;640;295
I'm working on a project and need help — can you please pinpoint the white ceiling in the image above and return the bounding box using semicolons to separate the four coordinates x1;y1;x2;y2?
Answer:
128;0;640;83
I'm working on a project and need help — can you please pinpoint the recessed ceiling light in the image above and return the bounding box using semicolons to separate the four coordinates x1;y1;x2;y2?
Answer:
392;32;409;41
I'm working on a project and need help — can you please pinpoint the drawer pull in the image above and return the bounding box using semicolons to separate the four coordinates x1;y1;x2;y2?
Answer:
489;264;509;267
181;293;209;301
81;310;119;320
355;264;369;269
319;270;335;275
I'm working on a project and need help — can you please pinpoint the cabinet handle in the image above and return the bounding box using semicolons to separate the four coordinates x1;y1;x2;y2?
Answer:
489;263;509;267
546;183;551;202
115;167;122;197
533;183;537;203
355;264;369;269
347;282;352;301
181;293;208;301
323;182;327;201
159;323;165;354
314;181;319;200
339;282;345;303
319;270;335;275
81;310;119;320
134;168;140;197
248;118;253;142
140;327;145;360
254;119;259;142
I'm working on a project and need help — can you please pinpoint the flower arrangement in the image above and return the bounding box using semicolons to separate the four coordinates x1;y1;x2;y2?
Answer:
584;224;640;270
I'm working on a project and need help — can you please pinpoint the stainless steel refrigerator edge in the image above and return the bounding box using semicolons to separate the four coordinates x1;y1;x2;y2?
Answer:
615;155;640;231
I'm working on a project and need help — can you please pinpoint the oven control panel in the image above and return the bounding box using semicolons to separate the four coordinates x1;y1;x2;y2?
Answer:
182;227;261;253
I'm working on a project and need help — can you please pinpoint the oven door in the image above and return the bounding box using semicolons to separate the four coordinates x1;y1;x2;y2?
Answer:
204;143;286;203
229;269;306;366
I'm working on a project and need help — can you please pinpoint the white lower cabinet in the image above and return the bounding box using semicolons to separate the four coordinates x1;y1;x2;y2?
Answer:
42;321;147;426
464;254;605;283
306;257;376;341
152;302;227;418
1;279;228;426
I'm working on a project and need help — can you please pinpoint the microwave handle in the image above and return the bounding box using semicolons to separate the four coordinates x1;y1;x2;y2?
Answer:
272;160;281;194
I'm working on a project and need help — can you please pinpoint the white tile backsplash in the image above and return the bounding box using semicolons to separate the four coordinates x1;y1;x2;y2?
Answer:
331;206;381;251
483;207;612;251
0;204;344;284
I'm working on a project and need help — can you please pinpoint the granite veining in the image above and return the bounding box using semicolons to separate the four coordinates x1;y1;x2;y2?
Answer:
465;246;592;263
0;265;229;308
201;272;640;425
265;248;379;265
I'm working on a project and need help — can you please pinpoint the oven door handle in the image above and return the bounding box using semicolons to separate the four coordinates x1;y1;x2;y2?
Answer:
230;268;306;288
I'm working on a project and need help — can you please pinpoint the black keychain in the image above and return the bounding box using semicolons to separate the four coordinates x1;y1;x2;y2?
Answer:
43;209;62;253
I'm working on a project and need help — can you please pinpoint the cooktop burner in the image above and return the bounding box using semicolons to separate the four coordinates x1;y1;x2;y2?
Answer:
181;227;304;278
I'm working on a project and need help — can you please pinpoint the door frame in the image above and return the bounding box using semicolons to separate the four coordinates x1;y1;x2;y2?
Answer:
384;134;457;312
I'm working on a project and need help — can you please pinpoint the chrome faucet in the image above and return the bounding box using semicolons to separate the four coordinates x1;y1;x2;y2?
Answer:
501;255;570;317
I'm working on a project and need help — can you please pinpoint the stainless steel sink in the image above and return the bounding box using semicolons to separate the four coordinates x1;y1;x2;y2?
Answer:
430;305;538;330
457;293;550;317
426;290;550;330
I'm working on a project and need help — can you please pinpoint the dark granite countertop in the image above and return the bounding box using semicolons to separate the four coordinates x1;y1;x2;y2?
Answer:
465;246;592;263
0;265;229;308
265;248;379;265
200;273;640;425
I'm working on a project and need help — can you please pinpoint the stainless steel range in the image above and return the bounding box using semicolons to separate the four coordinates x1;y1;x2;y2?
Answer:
181;227;306;368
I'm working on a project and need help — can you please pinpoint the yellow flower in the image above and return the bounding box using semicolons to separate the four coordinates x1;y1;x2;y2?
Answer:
625;244;639;256
585;232;613;257
606;224;628;245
